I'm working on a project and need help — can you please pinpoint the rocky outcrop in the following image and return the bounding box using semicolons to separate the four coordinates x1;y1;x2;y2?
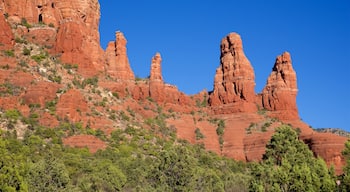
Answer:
261;52;299;120
22;81;61;107
1;0;104;76
56;89;89;123
301;132;348;175
54;0;104;75
0;12;14;50
63;135;107;153
149;52;165;102
209;33;256;114
105;31;135;80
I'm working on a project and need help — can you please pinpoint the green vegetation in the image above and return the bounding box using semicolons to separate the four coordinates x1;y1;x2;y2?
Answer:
195;128;205;140
22;47;31;56
249;125;336;191
3;49;15;57
341;140;350;190
210;118;225;150
15;37;28;44
31;52;48;63
63;63;78;70
0;106;344;191
20;18;32;28
0;82;22;96
0;115;250;191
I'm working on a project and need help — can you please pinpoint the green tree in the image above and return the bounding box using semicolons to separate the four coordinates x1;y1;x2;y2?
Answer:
0;137;28;192
341;140;350;190
249;125;336;191
27;157;71;192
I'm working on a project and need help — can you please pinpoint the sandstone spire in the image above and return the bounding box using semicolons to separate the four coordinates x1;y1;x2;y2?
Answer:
105;31;135;80
149;52;165;102
261;52;299;120
209;32;256;113
150;52;163;81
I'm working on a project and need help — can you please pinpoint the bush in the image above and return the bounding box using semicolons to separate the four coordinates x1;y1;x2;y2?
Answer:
22;47;31;56
195;128;205;140
3;50;14;57
21;18;32;28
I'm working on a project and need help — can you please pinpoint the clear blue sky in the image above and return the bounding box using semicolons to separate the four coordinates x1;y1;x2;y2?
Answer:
99;1;350;131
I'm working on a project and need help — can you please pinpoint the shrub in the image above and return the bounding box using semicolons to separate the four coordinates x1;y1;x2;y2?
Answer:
21;18;32;28
3;50;14;57
23;47;31;56
195;128;205;140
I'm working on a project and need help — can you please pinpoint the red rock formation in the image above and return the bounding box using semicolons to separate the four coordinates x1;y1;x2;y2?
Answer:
63;135;107;153
300;132;348;175
0;12;14;50
56;89;89;123
261;52;299;120
54;0;104;75
149;52;165;102
1;0;104;76
22;81;61;107
209;32;256;114
105;31;135;80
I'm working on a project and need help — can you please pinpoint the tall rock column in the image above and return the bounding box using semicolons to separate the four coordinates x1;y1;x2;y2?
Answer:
209;32;257;113
105;31;135;80
261;52;299;120
149;52;165;102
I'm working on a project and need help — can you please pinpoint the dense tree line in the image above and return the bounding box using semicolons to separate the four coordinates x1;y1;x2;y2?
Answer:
0;119;348;191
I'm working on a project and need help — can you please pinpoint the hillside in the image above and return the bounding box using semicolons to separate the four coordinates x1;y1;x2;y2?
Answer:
0;0;348;177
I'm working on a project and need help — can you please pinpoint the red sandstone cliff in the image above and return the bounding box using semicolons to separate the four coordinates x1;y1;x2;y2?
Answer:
261;52;299;120
105;31;135;80
0;0;104;76
209;33;257;114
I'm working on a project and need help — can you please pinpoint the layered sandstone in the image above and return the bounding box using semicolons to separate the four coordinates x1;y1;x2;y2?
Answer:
261;52;299;120
0;12;13;50
1;0;104;75
209;33;256;113
301;132;348;175
149;52;165;102
63;135;107;153
56;89;89;123
105;31;135;80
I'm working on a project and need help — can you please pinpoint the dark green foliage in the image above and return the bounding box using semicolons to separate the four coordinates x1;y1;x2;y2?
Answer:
195;128;205;140
31;53;47;63
14;37;27;44
20;18;32;28
249;125;336;191
341;140;350;190
63;63;78;70
48;74;62;84
3;49;14;57
22;47;31;56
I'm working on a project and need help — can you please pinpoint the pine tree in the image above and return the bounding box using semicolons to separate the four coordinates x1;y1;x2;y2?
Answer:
250;125;336;191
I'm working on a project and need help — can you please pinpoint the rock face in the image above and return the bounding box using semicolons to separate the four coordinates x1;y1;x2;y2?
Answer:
1;0;104;76
261;52;299;120
54;0;104;75
105;31;135;80
149;52;165;102
56;89;89;123
0;12;13;50
301;133;348;175
209;33;256;114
